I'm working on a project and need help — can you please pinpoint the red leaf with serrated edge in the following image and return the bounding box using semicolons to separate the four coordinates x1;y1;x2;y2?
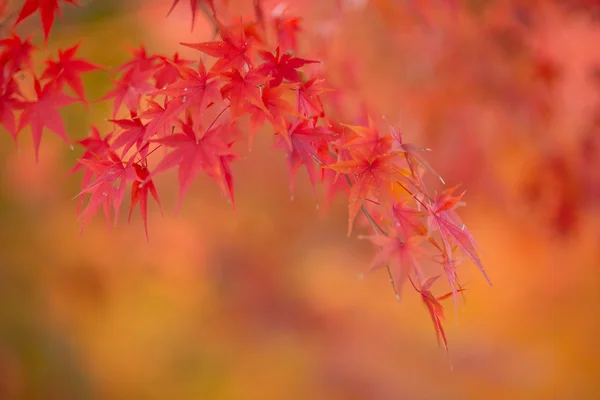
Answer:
424;188;491;286
275;118;330;199
297;78;329;118
418;276;450;351
14;0;79;43
0;75;22;142
244;80;298;148
387;118;444;185
364;233;426;300
139;98;171;140
129;164;162;240
42;43;102;103
181;19;253;74
273;15;302;52
150;118;236;208
327;150;411;236
255;46;320;87
17;79;78;162
153;53;193;89
341;116;393;160
0;33;35;75
76;151;136;232
412;275;466;353
109;112;148;158
116;45;158;73
147;60;218;138
101;67;155;118
219;67;267;121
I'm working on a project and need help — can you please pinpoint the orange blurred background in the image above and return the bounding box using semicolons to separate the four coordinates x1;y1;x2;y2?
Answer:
1;0;599;398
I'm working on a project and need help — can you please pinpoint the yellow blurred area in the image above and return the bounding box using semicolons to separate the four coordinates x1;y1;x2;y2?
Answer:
1;0;599;398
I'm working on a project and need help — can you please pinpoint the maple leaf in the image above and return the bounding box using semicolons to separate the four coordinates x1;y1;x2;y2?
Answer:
166;0;216;30
109;111;148;158
275;118;330;199
150;118;236;208
341;116;393;160
146;60;218;138
219;67;267;120
76;151;136;232
153;53;193;89
17;78;77;161
138;98;171;140
412;275;461;353
181;19;253;74
14;0;80;43
297;78;328;118
391;200;427;238
0;75;23;142
129;163;162;240
101;67;155;118
244;80;297;148
71;126;113;213
42;43;101;103
386;118;445;185
255;47;320;87
424;187;491;286
0;33;35;75
71;126;113;174
116;45;158;73
273;15;302;52
363;232;426;300
327;150;412;236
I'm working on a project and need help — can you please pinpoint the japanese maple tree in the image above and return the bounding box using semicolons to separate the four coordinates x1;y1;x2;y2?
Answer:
0;0;495;353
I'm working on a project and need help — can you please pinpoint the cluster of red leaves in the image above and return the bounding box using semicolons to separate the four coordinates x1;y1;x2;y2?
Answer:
0;0;491;352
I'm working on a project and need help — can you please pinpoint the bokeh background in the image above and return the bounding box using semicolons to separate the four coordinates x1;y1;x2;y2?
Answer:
1;0;600;398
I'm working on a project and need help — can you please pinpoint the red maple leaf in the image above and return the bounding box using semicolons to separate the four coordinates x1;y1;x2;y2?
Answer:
109;111;148;158
101;67;155;118
219;67;267;120
129;163;162;240
411;275;462;353
0;75;23;142
14;0;80;43
116;45;158;74
146;60;219;138
139;98;172;140
0;33;35;75
181;19;253;74
327;150;411;236
273;15;302;52
363;233;425;300
387;118;444;185
424;187;491;286
17;78;78;161
341;116;393;160
296;78;328;118
71;126;113;213
244;80;297;148
153;53;193;89
255;46;319;87
42;43;101;103
150;118;236;208
275;118;330;199
76;151;136;232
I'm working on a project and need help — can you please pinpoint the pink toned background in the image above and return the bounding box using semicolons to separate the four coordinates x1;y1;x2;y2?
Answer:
1;0;599;398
